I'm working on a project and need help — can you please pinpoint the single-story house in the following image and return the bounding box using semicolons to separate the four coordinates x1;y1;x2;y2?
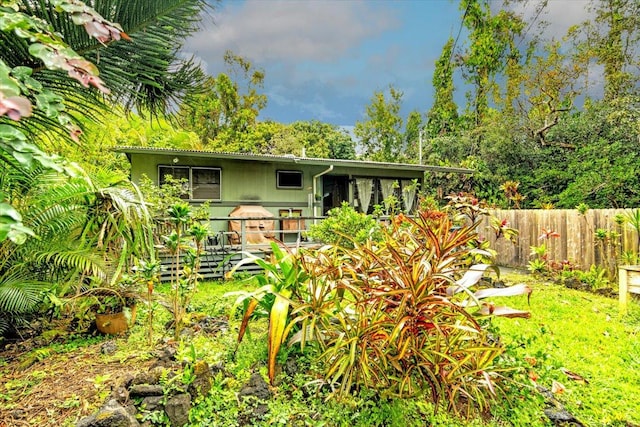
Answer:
115;146;472;243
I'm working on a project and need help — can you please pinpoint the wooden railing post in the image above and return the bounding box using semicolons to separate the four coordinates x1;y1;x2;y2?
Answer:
240;218;246;253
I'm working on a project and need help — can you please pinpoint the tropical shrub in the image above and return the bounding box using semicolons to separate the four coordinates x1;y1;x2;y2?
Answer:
226;242;312;384
315;210;531;416
0;167;153;334
161;202;209;340
306;202;381;248
231;205;530;417
0;0;207;334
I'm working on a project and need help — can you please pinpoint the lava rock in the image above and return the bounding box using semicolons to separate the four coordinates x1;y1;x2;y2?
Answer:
165;393;191;427
544;407;585;426
110;385;129;404
195;316;230;335
76;399;139;427
154;345;177;363
100;341;118;355
188;360;213;400
239;373;271;400
140;396;164;412
131;369;162;386
129;384;164;397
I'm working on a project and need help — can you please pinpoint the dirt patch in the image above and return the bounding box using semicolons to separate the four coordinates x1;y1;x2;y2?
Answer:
0;339;154;426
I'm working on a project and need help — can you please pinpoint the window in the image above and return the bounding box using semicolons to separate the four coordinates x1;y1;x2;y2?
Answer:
276;170;303;189
158;166;221;201
192;167;221;200
158;166;189;200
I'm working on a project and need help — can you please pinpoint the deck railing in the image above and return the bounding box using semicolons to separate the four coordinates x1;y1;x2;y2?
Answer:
153;215;326;281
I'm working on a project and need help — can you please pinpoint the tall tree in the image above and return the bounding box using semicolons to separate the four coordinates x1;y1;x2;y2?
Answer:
237;120;356;159
519;40;585;145
403;111;424;164
427;37;459;138
581;0;640;100
354;86;404;162
287;121;355;160
458;0;525;130
589;0;640;99
178;50;267;149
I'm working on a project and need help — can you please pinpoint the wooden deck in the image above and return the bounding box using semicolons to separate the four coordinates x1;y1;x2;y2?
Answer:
158;239;320;282
156;214;322;281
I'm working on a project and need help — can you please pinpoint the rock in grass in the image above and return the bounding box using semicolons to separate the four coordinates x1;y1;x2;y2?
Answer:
76;399;139;427
140;395;164;412
165;393;191;427
188;360;213;400
100;341;118;355
239;372;271;400
544;407;584;426
129;384;164;397
237;372;271;426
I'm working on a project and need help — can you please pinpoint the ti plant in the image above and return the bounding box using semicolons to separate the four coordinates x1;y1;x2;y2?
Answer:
229;205;531;416
316;210;531;416
528;229;560;277
490;217;519;243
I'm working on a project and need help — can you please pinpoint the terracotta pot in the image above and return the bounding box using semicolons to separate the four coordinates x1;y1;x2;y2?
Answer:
95;305;137;335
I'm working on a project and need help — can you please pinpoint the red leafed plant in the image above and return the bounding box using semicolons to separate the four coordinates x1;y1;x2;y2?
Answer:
314;208;531;416
229;202;530;417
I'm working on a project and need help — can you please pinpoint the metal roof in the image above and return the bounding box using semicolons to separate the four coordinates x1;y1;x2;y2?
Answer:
114;146;473;174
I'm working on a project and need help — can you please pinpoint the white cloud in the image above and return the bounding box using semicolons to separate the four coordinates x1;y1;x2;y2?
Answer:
186;0;399;66
542;0;592;40
503;0;593;42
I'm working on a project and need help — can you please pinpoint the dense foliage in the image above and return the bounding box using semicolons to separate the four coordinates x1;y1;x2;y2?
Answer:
230;203;531;418
0;0;207;332
353;0;640;209
306;202;382;248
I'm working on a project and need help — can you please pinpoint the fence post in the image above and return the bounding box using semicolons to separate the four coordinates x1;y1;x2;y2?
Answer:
619;266;629;314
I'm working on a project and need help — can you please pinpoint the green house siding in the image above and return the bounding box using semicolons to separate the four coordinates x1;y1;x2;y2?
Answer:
118;147;472;236
129;153;318;217
133;156;426;209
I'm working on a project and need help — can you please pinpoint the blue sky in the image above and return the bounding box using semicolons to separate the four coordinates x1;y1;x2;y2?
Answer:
184;0;590;127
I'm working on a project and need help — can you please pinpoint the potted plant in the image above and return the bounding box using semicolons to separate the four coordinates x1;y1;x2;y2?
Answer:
92;275;141;335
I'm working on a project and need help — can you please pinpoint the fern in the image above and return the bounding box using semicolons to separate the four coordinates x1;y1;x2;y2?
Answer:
0;271;48;314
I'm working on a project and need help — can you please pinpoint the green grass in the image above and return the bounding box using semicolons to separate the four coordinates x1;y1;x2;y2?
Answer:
490;273;640;427
8;275;637;426
171;275;640;427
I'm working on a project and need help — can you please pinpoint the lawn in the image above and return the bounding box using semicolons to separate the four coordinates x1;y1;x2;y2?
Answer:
1;273;639;426
491;273;640;426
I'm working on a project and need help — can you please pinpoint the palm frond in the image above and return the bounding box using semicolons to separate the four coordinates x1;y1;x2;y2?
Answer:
0;270;49;314
0;315;9;336
3;0;213;119
33;246;106;281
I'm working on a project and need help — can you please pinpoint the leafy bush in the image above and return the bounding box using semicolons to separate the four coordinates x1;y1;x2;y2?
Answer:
564;264;611;290
306;202;381;248
231;205;531;417
313;210;530;416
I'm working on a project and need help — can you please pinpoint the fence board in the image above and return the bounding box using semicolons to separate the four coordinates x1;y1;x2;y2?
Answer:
481;209;640;270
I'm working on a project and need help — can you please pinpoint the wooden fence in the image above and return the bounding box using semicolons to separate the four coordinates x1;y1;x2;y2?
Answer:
480;209;640;270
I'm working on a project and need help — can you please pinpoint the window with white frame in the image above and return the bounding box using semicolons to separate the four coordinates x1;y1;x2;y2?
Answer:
158;166;221;201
